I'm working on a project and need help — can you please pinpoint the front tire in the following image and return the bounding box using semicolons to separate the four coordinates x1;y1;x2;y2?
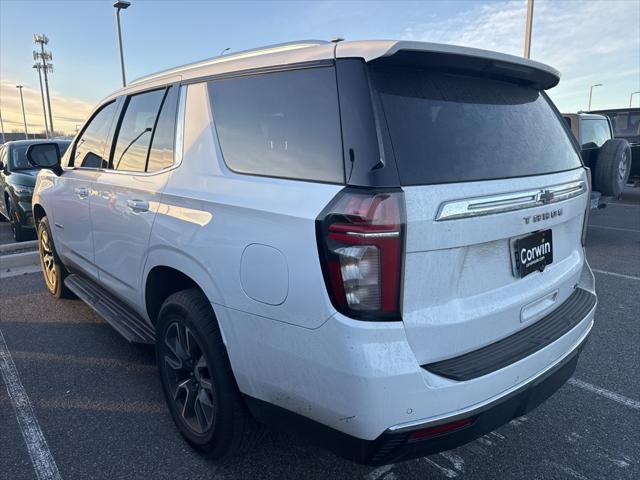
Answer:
156;289;264;459
37;216;73;299
8;200;29;242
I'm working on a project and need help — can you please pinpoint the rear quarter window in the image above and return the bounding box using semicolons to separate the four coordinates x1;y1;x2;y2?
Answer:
371;68;582;185
207;66;344;183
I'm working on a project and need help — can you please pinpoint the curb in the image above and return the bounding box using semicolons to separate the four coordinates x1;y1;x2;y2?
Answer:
0;250;40;270
0;240;38;254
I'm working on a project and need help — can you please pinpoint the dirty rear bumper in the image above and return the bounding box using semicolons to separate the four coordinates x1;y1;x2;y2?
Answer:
244;332;588;465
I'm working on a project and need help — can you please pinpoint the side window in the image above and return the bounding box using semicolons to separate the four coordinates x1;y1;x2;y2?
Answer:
147;86;179;172
580;119;610;148
72;101;117;168
112;88;166;172
208;67;344;183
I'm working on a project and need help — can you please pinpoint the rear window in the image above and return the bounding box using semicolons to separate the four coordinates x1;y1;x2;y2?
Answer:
208;66;344;183
580;119;610;148
371;68;582;185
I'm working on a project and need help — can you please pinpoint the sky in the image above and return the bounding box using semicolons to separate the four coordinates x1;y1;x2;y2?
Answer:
0;0;639;135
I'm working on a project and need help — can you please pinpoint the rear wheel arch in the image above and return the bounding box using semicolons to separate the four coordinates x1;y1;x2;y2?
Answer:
145;265;209;327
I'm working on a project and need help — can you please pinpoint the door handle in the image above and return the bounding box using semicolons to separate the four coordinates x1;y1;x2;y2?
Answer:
74;187;89;199
126;199;149;212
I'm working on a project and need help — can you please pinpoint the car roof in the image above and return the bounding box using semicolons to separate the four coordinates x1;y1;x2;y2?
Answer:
101;39;559;104
3;139;70;148
562;112;608;120
589;108;640;114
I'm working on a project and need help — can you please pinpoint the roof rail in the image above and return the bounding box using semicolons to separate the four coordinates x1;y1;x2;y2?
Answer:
129;40;329;85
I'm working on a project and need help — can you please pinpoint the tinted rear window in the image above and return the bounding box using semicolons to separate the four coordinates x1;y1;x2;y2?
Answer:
208;66;344;183
371;68;581;185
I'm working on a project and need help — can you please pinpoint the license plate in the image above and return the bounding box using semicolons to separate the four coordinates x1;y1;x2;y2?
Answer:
513;229;553;278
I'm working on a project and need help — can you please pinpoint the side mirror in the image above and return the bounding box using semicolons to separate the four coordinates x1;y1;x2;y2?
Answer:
26;142;63;176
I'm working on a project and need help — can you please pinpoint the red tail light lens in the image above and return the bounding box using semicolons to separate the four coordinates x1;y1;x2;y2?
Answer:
408;417;475;441
316;188;405;321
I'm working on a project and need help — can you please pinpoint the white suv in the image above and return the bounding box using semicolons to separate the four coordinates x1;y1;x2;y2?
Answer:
27;40;596;465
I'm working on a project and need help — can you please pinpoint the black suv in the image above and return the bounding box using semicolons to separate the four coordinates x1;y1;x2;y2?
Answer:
589;108;640;185
0;139;71;241
563;112;632;196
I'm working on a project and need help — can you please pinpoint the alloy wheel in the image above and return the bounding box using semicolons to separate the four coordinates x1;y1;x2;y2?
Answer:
39;228;57;290
163;321;216;435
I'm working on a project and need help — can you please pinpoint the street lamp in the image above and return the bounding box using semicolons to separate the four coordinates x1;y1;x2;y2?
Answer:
113;1;131;87
630;91;640;108
16;85;28;139
523;0;535;58
0;109;6;144
220;47;230;56
588;83;602;111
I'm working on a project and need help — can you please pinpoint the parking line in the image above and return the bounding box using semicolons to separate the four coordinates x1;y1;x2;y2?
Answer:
568;378;640;411
0;329;62;480
592;269;640;281
588;224;640;233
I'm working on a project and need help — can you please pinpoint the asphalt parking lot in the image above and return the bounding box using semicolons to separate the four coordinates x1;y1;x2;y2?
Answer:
1;190;639;480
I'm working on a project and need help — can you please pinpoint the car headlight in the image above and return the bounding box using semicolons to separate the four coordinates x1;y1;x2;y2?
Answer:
13;185;34;197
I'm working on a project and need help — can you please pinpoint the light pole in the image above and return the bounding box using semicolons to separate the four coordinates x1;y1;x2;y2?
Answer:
33;63;50;138
16;85;28;139
0;109;6;144
588;83;602;111
630;91;640;108
523;0;534;58
220;47;230;56
33;35;54;135
114;1;131;87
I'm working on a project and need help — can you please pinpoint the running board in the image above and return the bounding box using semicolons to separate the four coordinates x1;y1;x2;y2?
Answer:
65;274;155;344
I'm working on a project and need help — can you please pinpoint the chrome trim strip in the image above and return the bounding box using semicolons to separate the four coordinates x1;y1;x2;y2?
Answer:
344;231;400;238
385;316;594;434
435;181;586;221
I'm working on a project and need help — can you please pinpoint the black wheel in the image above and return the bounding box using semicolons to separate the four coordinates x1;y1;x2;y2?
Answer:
156;289;264;459
595;139;632;196
37;216;73;299
8;200;29;242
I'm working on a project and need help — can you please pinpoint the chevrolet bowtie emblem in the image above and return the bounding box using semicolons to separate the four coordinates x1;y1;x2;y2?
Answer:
537;189;555;204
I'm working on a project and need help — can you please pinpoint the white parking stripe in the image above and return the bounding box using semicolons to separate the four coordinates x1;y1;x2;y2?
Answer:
592;269;640;281
588;224;640;233
0;329;62;480
568;378;640;411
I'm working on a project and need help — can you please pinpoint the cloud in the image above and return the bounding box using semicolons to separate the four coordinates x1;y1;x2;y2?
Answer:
400;0;640;111
1;79;93;135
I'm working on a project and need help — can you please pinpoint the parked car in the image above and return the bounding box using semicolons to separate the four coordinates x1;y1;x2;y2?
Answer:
0;139;71;241
27;40;596;465
589;107;640;185
562;112;632;196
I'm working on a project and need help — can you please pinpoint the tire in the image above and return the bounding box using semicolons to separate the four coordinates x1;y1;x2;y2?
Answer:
594;139;632;196
37;216;74;299
156;288;264;459
8;200;29;242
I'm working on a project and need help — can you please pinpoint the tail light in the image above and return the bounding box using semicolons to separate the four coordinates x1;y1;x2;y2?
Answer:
582;168;592;246
316;188;405;321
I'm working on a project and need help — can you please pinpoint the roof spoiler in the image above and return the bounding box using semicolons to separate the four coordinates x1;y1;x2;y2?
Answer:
365;41;560;90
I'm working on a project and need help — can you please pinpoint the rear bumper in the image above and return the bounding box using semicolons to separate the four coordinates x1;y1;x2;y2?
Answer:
221;263;595;464
245;323;590;465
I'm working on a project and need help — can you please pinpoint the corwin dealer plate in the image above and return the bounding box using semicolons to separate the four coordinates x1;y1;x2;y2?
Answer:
513;229;553;278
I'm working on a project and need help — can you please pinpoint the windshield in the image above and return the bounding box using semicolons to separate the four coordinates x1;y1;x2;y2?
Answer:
10;141;70;171
370;68;582;185
605;111;640;139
